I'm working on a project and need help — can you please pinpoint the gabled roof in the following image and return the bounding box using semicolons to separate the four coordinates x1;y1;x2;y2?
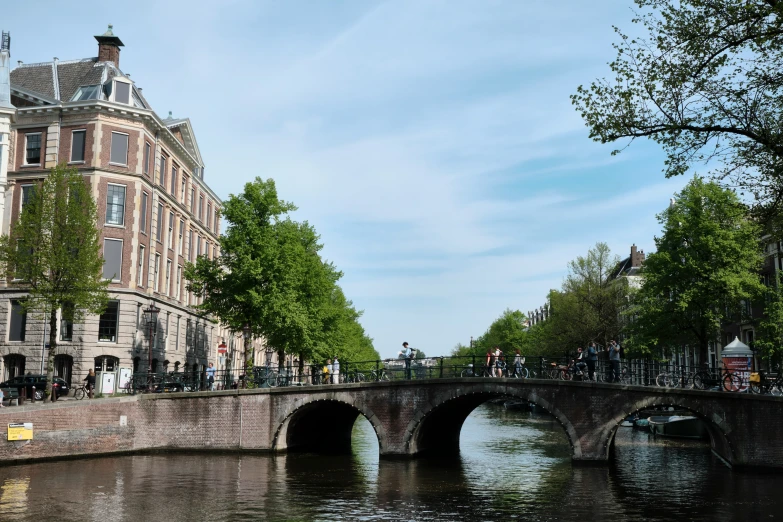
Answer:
162;113;204;169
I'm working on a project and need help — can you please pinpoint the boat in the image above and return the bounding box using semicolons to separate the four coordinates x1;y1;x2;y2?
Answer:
633;418;651;432
648;415;707;439
620;415;635;427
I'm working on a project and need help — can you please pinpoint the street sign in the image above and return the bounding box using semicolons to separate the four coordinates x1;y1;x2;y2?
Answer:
7;423;33;441
218;342;227;354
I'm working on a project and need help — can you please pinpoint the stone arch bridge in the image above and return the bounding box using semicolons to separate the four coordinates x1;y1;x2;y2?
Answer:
1;378;781;470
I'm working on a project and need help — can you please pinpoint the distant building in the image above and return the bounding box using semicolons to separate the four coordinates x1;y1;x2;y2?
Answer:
0;26;263;386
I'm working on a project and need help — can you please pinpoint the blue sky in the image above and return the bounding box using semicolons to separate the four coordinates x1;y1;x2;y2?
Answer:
5;1;690;358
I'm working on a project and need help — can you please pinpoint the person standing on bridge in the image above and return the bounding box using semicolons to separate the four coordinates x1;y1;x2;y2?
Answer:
206;362;216;391
332;356;340;384
402;342;413;379
586;342;598;381
607;340;621;383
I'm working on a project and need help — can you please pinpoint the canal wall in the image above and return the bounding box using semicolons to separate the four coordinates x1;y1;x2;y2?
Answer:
0;380;781;469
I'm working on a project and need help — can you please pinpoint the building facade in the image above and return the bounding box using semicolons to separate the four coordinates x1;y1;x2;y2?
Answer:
0;26;261;386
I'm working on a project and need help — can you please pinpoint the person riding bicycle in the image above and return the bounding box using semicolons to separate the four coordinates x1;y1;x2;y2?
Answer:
84;369;96;399
574;347;587;378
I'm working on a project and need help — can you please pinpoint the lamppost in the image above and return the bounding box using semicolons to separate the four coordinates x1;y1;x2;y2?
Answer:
142;303;160;386
242;324;252;368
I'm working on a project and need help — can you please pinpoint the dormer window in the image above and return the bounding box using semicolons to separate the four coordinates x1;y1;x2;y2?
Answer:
71;85;100;101
113;79;131;104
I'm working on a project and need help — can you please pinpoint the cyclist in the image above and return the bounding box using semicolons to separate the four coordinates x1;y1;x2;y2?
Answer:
574;348;587;378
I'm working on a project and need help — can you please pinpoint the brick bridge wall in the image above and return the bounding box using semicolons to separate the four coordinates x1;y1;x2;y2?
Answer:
0;379;781;470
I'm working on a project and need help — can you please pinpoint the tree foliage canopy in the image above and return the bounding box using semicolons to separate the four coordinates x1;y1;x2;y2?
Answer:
0;164;108;398
185;178;377;367
625;177;765;361
572;0;783;223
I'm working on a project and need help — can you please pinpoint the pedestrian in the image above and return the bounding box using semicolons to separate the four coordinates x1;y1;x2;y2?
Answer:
0;387;4;407
206;362;216;391
332;356;340;384
607;340;621;383
324;359;332;384
494;346;504;377
586;342;598;381
513;349;523;377
402;342;413;379
84;369;96;399
486;347;495;377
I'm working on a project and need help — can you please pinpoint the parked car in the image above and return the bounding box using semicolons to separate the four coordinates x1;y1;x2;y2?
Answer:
0;374;69;400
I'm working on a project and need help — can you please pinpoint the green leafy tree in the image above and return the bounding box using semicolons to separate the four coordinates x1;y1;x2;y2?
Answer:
473;309;528;356
754;272;783;367
0;165;108;400
627;177;765;363
572;0;783;224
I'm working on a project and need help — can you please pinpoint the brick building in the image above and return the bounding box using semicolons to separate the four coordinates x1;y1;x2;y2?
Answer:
0;26;261;385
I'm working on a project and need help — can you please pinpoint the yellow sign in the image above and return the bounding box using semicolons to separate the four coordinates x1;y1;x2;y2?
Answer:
7;423;33;441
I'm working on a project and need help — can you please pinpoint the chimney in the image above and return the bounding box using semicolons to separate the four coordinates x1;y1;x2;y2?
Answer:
0;31;11;109
95;24;124;68
630;244;645;267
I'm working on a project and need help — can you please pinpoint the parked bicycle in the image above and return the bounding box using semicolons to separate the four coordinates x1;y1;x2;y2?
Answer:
750;369;782;396
692;368;742;391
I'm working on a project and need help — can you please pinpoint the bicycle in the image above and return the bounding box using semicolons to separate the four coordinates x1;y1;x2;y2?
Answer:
73;383;89;400
345;370;366;383
749;369;782;395
370;368;391;381
692;368;742;392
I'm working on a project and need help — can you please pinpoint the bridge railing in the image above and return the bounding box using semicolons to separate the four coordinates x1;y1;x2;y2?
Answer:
125;357;747;394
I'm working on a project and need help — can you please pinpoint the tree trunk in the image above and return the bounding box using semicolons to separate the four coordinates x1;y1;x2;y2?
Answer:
278;348;285;371
47;307;58;402
699;336;710;368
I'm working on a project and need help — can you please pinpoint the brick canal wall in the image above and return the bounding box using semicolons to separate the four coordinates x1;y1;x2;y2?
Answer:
0;380;781;469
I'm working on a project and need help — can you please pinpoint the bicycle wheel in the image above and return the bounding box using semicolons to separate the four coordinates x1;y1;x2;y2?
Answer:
560;369;572;381
749;381;766;394
655;373;668;387
722;372;742;392
771;380;783;396
692;371;708;390
74;387;86;400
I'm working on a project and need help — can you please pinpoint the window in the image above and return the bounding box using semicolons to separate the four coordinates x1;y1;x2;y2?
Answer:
188;230;193;260
206;241;210;259
105;184;126;225
199;195;203;221
181;177;186;204
159;155;167;186
60;302;74;342
8;300;26;342
144;142;151;175
154;254;161;292
114;81;131;104
94;355;119;372
98;301;120;342
207;202;212;229
176;265;182;300
214;210;219;233
109;132;129;165
178;220;184;256
137;245;145;287
54;354;73;385
71;85;100;101
166;259;172;296
140;192;148;234
20;184;35;211
70;130;86;162
25;133;41;165
168;212;174;249
103;238;123;282
197;235;201;257
190;187;195;213
213;246;217;259
156;203;163;242
171;166;178;197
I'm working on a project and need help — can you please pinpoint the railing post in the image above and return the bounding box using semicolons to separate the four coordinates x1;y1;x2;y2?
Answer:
539;357;543;379
472;354;476;376
439;357;444;378
376;359;380;382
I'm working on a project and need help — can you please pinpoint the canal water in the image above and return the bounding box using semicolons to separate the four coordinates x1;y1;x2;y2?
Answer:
0;403;780;521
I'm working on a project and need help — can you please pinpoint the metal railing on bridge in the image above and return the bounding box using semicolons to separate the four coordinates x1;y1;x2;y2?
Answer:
123;355;773;395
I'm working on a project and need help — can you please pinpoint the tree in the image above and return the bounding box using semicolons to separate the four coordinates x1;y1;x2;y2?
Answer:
0;165;108;400
185;178;375;371
627;177;765;363
754;272;783;367
472;309;528;355
572;0;783;224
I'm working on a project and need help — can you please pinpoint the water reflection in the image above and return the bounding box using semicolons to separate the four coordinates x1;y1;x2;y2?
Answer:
0;403;781;521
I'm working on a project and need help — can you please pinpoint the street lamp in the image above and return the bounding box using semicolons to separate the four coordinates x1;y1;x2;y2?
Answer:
142;303;160;383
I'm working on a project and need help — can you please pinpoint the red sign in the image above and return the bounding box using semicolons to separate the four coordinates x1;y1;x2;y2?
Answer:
218;342;227;354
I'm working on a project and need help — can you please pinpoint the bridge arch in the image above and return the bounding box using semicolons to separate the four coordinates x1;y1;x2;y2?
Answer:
605;395;735;465
403;385;580;458
273;396;386;454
